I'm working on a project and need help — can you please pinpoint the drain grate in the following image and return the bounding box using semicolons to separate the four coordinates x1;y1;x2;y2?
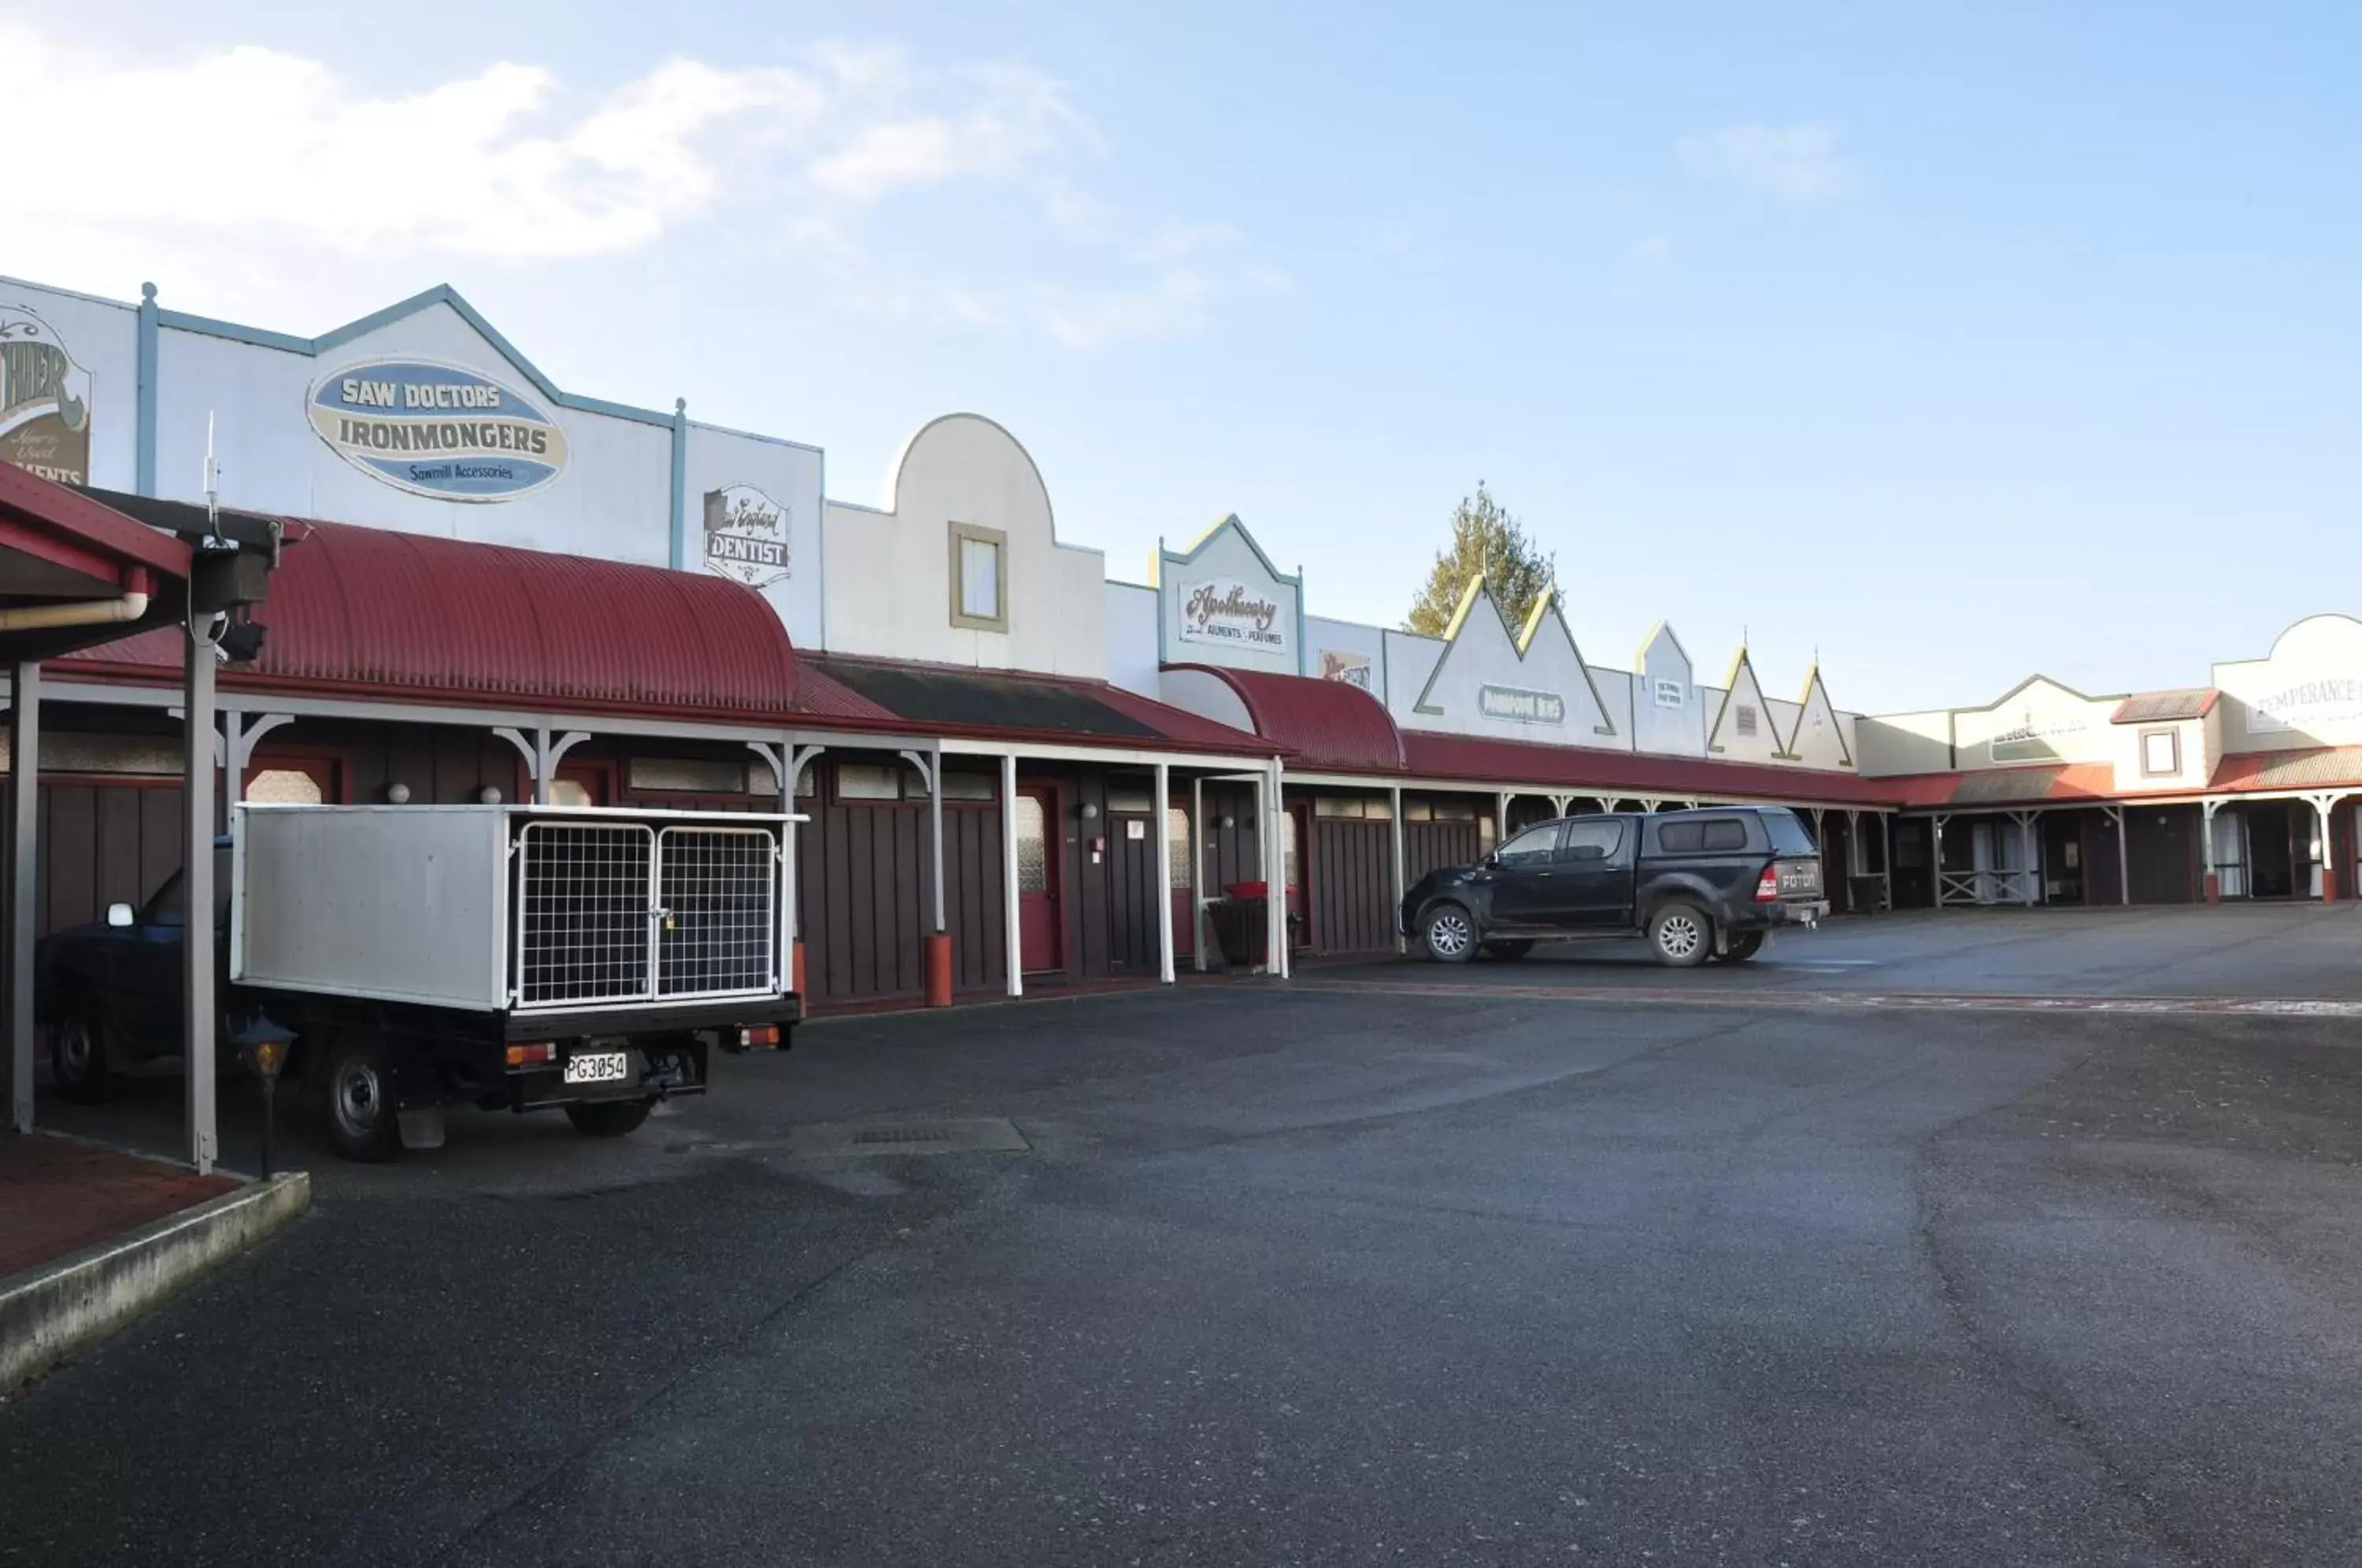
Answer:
853;1126;952;1146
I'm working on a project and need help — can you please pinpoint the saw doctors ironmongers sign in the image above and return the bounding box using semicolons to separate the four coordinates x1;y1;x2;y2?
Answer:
1478;684;1566;726
0;304;92;484
308;357;570;501
702;484;790;590
1177;577;1288;654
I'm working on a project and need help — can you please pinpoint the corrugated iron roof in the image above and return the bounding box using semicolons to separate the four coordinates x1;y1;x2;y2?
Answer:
1166;664;1406;772
1398;730;1895;805
61;520;799;721
2213;747;2362;792
798;654;1275;755
2112;688;2219;724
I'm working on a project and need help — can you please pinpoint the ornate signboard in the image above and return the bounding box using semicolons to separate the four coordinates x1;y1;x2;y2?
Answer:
0;305;91;484
308;357;569;501
702;484;790;590
1477;684;1565;725
1320;649;1372;689
1177;577;1288;654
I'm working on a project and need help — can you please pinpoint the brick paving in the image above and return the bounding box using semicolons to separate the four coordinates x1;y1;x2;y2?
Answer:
0;1132;239;1278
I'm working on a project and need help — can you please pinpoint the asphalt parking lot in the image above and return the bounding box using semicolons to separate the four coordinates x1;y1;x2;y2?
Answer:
13;905;2362;1566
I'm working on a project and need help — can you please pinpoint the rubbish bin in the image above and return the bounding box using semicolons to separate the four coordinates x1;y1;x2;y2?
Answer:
1207;894;1271;969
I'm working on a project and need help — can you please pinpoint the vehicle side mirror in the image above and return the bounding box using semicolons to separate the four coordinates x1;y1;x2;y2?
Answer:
106;903;135;929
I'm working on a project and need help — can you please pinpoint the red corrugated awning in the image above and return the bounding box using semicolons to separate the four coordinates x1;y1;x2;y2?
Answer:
55;520;799;723
792;654;1275;757
1164;664;1405;772
1398;730;1901;805
0;465;192;664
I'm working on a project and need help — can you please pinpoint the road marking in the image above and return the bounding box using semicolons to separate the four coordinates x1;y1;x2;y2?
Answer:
1281;979;2362;1019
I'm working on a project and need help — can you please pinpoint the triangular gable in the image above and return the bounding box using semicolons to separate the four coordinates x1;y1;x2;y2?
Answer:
156;283;675;428
1408;578;1615;736
1154;512;1297;589
1781;666;1854;768
1155;512;1301;671
1630;619;1701;756
1706;647;1782;761
1975;672;2116;712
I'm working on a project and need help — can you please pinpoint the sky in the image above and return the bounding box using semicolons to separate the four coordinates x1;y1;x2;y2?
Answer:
7;2;2357;715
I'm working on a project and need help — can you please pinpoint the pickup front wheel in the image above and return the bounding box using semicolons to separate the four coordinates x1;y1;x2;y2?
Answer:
565;1099;653;1138
49;1009;120;1104
1421;904;1478;964
1647;903;1712;969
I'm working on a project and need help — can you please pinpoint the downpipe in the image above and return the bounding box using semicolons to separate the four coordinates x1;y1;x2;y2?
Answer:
0;591;150;631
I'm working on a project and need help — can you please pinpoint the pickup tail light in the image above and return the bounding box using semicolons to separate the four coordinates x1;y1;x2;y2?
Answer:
1753;866;1782;903
505;1041;555;1067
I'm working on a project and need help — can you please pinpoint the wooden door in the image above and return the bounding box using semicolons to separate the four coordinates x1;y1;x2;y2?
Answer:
1014;785;1061;973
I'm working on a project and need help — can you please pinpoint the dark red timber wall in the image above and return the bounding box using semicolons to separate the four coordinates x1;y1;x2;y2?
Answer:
2125;804;2202;905
1305;790;1397;956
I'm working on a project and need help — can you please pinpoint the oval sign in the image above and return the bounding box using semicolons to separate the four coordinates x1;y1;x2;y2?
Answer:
307;357;569;501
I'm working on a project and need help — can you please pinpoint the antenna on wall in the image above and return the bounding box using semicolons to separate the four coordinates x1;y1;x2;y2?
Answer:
202;412;226;548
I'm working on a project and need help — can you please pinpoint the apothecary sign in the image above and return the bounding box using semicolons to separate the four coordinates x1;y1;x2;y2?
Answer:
702;484;790;590
1177;576;1287;653
308;357;570;501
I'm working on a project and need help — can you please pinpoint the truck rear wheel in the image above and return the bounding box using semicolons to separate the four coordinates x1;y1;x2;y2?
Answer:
1647;902;1712;969
320;1032;401;1162
565;1099;653;1138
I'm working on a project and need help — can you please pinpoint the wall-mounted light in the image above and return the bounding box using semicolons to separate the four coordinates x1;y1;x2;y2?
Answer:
1219;813;1236;830
384;782;412;804
479;786;504;805
1080;801;1101;822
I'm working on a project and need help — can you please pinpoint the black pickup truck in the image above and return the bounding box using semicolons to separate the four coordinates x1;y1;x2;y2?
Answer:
1401;805;1829;967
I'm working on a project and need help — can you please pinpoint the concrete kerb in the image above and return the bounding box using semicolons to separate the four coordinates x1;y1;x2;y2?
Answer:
1;1168;311;1393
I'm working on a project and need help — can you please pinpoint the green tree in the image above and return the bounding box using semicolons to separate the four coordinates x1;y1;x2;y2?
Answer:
1404;482;1558;635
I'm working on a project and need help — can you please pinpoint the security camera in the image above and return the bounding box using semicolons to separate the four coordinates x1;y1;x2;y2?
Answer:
215;614;267;664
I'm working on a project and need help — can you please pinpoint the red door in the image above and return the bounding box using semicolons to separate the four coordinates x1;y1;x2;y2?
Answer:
1014;786;1062;973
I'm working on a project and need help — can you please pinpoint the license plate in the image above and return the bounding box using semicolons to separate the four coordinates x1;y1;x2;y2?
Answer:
563;1051;631;1085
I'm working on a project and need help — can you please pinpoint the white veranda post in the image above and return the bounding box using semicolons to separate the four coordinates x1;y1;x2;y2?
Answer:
1153;761;1174;984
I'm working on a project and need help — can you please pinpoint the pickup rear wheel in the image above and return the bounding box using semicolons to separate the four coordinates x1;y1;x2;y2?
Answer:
1421;904;1478;964
1647;902;1712;969
1718;931;1765;963
565;1099;653;1138
320;1032;400;1162
49;1009;119;1103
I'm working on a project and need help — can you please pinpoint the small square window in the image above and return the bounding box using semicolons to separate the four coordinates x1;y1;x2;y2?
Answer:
2141;729;2180;777
949;522;1008;631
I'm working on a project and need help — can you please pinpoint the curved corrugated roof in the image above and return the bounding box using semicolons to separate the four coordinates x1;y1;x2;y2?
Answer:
1167;664;1405;772
68;521;798;720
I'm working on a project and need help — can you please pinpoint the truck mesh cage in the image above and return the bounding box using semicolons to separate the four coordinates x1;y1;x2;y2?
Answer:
516;820;777;1009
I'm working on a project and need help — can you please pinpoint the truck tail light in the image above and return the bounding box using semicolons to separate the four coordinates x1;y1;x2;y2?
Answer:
1753;866;1781;903
505;1041;555;1067
739;1023;780;1050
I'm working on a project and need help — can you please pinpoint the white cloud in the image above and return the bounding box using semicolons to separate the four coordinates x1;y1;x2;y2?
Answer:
1679;123;1854;203
0;22;1272;349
